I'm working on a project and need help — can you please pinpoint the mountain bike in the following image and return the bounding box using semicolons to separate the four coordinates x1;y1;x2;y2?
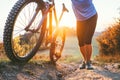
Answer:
3;0;68;64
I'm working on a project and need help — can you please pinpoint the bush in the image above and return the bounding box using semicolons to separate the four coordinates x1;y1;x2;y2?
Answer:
97;23;120;56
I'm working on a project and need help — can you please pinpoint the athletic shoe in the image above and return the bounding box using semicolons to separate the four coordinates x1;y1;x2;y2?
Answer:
79;61;86;69
86;61;94;70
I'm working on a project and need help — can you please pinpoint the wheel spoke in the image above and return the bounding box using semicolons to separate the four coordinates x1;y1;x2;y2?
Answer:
12;2;42;57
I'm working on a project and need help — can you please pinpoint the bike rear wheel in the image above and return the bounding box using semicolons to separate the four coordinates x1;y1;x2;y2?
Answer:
3;0;46;63
50;28;66;63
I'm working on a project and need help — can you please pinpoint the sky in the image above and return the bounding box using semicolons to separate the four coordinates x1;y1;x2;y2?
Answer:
0;0;120;40
54;0;120;31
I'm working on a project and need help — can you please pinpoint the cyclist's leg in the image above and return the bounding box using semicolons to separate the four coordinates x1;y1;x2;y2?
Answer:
76;13;98;69
84;13;98;62
77;20;87;62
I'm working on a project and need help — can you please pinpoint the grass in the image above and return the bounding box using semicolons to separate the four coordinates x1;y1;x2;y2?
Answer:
94;54;120;63
0;53;9;63
30;53;81;64
58;54;81;63
0;36;120;64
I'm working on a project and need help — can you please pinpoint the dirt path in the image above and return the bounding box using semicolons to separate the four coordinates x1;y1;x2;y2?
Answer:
0;61;120;80
65;65;120;80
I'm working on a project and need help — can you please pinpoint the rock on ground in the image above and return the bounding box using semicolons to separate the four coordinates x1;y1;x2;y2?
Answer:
0;61;120;80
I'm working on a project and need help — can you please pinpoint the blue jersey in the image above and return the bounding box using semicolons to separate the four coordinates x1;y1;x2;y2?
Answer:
71;0;97;21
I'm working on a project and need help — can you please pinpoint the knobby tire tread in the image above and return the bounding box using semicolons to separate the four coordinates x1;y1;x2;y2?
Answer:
3;0;46;63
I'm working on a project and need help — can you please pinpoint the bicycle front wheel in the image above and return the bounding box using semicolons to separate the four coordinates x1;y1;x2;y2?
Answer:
3;0;46;63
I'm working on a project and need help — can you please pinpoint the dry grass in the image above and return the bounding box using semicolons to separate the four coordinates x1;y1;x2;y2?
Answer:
0;42;4;52
30;53;80;64
1;41;120;64
95;54;120;63
0;42;9;62
0;41;80;63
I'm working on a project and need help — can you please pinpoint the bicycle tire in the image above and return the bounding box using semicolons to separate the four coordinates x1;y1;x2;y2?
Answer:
50;28;66;63
3;0;46;63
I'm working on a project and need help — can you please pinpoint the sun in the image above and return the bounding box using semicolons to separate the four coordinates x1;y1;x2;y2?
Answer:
54;0;76;28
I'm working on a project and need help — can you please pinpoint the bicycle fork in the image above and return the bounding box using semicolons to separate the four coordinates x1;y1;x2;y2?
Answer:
54;3;69;28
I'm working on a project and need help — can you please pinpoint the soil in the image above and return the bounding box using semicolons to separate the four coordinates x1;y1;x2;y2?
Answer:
0;60;120;80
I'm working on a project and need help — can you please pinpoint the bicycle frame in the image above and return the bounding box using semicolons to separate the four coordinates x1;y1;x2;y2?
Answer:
3;0;68;63
25;0;68;35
